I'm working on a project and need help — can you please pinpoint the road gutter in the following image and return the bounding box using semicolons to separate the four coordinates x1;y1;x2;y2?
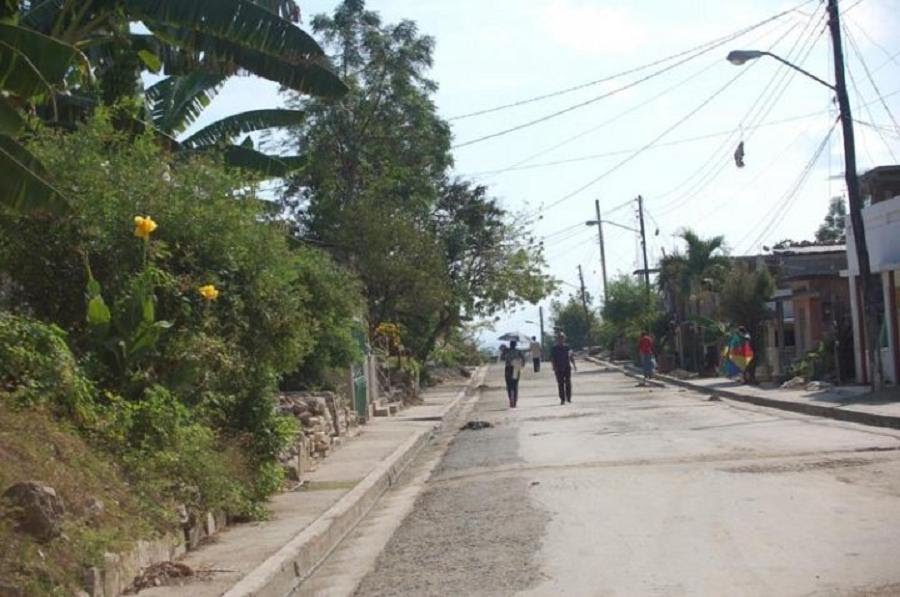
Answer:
223;366;488;597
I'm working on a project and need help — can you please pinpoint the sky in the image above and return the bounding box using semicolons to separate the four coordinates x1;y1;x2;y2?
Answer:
180;0;900;346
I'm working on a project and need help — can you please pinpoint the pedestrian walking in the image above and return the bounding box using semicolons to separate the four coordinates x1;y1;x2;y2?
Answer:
720;326;754;384
638;330;656;384
551;333;576;404
503;340;526;408
529;336;542;372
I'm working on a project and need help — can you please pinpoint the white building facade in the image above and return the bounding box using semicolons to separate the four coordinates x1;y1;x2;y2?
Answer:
846;166;900;385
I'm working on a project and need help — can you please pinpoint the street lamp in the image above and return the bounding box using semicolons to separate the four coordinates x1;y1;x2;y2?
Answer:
726;0;881;388
725;50;835;90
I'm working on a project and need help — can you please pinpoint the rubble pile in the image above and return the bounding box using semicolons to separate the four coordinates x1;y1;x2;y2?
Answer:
277;392;359;481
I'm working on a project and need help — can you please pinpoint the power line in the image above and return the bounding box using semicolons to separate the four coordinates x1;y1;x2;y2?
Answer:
847;15;900;72
843;24;900;136
651;6;828;216
537;65;753;215
468;15;802;184
450;4;815;149
446;0;818;122
843;28;898;161
652;12;825;214
738;117;839;253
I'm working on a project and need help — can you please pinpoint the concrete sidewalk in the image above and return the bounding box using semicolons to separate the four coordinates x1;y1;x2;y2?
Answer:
590;357;900;429
138;369;485;597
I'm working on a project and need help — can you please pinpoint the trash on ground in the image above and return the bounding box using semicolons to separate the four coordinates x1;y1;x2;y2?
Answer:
126;561;193;593
668;369;698;380
780;376;807;389
460;421;493;431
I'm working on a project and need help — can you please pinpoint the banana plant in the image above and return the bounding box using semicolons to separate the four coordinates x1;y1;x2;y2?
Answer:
145;73;309;177
18;0;348;100
0;19;84;213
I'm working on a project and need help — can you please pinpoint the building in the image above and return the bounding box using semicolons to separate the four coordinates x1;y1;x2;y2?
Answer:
735;245;850;381
846;165;900;385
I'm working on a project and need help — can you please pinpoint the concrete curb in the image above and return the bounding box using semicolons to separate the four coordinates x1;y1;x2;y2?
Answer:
589;357;900;430
223;366;487;597
583;356;665;388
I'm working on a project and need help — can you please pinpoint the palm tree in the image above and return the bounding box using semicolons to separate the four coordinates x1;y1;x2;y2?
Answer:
680;229;729;315
658;229;730;370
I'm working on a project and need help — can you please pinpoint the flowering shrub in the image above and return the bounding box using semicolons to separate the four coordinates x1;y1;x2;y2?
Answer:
0;111;362;516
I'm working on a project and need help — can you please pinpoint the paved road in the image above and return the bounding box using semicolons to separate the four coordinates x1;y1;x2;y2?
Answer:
333;361;900;596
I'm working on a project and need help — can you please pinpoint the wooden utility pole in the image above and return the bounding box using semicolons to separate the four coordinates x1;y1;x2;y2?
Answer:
637;195;650;296
577;264;591;344
594;199;609;304
539;305;545;360
827;0;882;388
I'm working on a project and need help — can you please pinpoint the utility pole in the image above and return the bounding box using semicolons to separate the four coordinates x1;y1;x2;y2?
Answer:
594;199;609;304
827;0;881;389
637;195;650;296
539;305;545;361
577;264;591;345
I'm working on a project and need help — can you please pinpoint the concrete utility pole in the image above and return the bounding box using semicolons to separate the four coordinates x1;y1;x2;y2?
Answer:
594;199;609;304
826;0;881;389
637;195;650;296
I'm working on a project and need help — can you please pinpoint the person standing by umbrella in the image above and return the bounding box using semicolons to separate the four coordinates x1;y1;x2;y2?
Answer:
551;332;576;404
503;340;526;408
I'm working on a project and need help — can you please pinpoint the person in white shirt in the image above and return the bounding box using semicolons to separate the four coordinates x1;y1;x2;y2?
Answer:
529;336;542;372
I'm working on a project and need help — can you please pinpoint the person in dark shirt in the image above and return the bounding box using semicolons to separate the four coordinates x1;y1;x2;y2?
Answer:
550;333;576;404
503;340;526;408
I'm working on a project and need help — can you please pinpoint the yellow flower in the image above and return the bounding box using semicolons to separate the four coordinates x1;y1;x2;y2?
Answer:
133;216;158;240
198;284;220;301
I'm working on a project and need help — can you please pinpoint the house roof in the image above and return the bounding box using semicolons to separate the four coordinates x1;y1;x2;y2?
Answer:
771;244;846;255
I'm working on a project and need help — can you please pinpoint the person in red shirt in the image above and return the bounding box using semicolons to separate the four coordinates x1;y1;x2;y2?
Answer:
638;331;656;383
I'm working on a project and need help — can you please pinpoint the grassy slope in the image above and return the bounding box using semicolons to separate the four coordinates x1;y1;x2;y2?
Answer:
0;401;171;595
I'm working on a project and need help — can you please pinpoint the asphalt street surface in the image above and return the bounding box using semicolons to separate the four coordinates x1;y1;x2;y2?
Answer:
339;361;900;596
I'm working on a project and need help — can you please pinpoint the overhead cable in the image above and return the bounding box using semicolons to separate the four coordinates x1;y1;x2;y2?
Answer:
447;0;819;122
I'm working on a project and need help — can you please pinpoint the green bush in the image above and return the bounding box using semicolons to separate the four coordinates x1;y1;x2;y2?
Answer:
0;312;95;422
0;110;364;515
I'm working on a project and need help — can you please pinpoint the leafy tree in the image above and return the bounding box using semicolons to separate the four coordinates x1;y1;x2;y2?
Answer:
718;263;774;381
814;196;847;243
281;1;551;360
599;275;665;353
551;293;600;350
423;179;555;358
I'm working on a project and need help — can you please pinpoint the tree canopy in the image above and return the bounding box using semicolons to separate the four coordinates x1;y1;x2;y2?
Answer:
280;0;553;360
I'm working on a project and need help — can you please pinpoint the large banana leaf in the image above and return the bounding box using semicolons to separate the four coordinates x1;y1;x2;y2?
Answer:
182;108;305;148
124;0;324;58
220;144;304;178
146;72;226;134
0;23;81;96
148;25;347;98
0;95;23;134
0;134;68;213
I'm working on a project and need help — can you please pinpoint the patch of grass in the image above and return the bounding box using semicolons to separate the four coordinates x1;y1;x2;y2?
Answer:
298;480;361;492
0;401;173;593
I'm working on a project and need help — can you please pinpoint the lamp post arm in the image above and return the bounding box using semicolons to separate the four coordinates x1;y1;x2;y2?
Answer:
602;220;640;233
760;51;836;90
